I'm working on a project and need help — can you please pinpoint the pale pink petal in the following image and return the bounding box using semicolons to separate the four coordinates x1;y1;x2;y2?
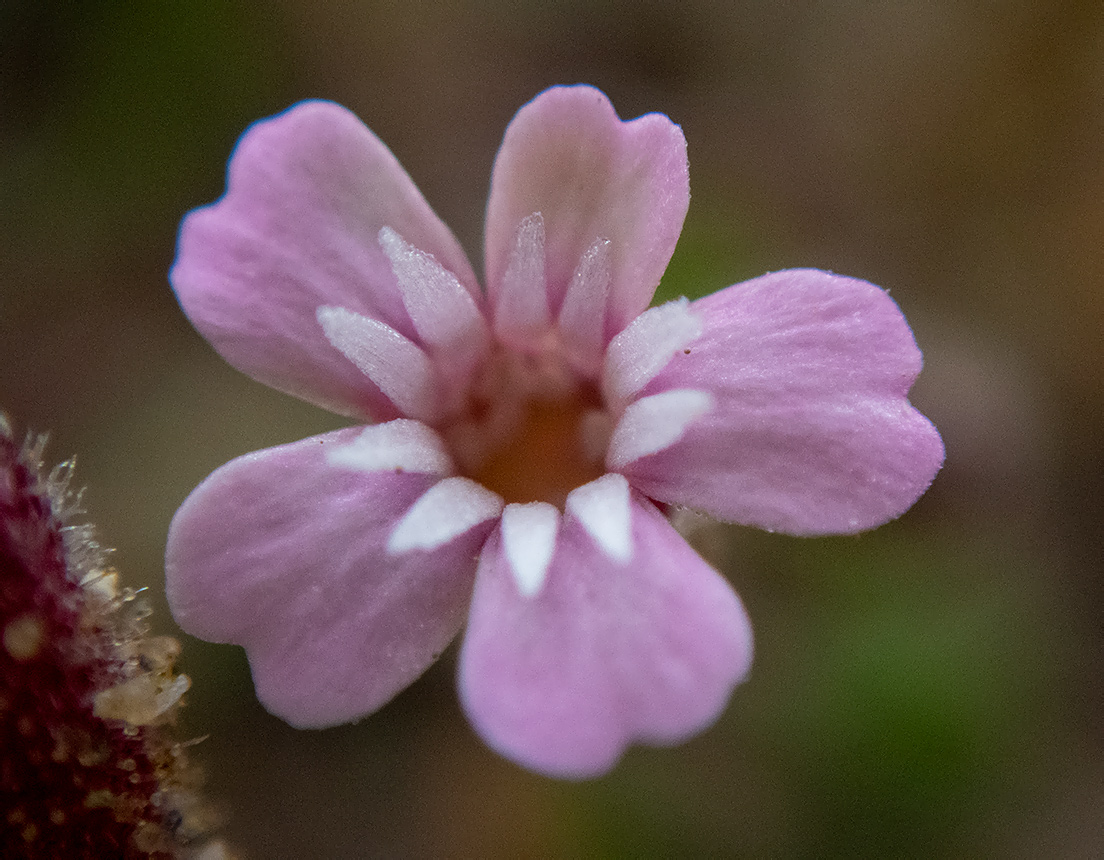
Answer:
458;489;753;779
171;100;479;420
622;270;945;535
165;428;491;728
485;86;689;340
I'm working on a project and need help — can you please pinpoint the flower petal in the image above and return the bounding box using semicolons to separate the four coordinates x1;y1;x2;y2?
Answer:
387;477;504;554
324;419;454;474
500;502;560;598
378;226;491;392
485;86;689;340
458;490;753;778
606;389;713;471
622;270;945;535
557;237;613;375
492;212;552;349
563;472;632;563
171;100;479;419
165;428;491;728
316;306;440;423
602;298;703;409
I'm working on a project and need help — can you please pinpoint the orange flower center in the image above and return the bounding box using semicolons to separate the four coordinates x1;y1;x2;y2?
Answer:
445;346;611;508
470;394;606;507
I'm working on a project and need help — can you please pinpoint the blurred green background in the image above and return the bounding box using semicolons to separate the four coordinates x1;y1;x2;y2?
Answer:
2;2;1101;857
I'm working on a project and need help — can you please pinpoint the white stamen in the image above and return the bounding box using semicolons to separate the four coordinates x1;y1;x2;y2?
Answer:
388;477;503;554
565;473;632;563
557;237;611;371
606;388;713;470
378;227;490;357
326;419;454;475
493;212;550;346
501;502;560;598
317;306;439;422
602;298;703;409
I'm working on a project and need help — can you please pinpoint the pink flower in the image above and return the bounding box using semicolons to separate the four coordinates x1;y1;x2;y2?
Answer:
166;85;944;778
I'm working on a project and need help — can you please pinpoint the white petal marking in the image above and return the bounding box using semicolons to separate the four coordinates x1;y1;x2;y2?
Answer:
557;237;611;369
378;226;490;355
606;388;713;470
602;298;704;408
388;477;504;554
326;419;454;475
493;212;550;346
501;502;560;598
317;306;439;422
565;473;632;563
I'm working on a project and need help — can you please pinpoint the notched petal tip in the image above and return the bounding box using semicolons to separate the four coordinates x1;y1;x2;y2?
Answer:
485;86;689;336
459;491;753;779
165;428;484;730
170;97;481;422
625;270;944;535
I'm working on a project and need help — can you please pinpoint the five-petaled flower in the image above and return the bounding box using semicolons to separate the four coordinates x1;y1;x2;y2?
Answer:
166;85;944;778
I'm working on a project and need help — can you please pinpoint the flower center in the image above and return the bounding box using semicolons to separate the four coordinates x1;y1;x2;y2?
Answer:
443;344;611;508
468;390;606;508
327;216;633;509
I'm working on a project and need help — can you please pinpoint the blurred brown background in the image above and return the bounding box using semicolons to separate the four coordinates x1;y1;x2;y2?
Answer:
2;2;1101;857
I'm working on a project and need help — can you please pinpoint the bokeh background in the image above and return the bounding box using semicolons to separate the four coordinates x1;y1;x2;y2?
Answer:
3;2;1102;856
